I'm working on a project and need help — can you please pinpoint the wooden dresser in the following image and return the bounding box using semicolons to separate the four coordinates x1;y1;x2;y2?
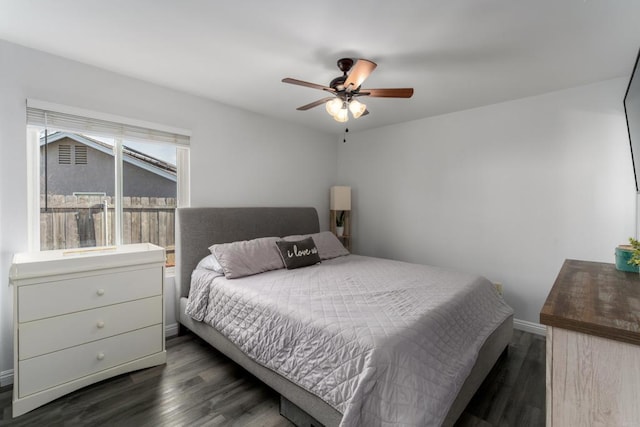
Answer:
10;243;167;417
540;259;640;427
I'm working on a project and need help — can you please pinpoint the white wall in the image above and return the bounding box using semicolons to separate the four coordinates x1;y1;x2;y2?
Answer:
1;37;634;383
337;78;635;325
0;39;337;382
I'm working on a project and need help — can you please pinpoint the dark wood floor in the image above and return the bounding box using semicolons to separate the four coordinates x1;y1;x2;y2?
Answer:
0;329;544;426
456;330;545;427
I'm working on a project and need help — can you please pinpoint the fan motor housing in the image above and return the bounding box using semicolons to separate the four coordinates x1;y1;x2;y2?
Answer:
330;76;347;91
330;58;355;91
336;58;354;73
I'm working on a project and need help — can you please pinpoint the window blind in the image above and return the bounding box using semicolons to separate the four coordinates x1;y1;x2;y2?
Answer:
26;100;190;146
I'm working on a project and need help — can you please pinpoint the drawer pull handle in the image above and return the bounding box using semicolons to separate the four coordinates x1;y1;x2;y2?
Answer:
97;321;105;329
97;352;105;361
96;289;105;296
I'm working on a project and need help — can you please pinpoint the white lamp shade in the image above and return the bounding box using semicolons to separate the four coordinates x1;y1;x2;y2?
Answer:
333;108;349;122
325;98;343;116
349;99;366;118
330;186;351;210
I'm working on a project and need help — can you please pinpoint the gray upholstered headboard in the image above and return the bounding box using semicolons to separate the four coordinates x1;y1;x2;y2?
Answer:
175;207;320;300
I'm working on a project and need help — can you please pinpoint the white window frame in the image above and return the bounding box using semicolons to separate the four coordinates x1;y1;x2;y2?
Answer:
26;101;191;275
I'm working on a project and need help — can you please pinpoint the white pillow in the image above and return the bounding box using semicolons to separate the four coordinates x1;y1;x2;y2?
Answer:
195;254;224;273
209;237;284;279
283;231;349;260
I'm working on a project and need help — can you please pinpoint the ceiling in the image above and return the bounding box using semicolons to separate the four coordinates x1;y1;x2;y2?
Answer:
1;0;640;134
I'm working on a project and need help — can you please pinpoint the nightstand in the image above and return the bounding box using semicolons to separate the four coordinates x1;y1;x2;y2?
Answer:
329;210;351;251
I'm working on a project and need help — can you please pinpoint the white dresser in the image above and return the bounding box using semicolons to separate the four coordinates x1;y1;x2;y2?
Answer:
10;243;167;417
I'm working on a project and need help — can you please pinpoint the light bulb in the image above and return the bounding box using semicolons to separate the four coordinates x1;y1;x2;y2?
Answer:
334;107;349;122
349;99;367;118
325;98;343;116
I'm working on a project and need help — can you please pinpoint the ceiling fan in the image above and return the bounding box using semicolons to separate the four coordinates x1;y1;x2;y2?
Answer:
282;58;414;122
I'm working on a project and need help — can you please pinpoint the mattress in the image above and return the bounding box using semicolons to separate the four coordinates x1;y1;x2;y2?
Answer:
186;254;513;426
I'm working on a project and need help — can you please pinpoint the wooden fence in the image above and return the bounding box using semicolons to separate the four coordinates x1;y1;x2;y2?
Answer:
40;194;176;265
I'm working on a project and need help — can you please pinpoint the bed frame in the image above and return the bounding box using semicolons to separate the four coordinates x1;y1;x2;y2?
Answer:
176;207;513;426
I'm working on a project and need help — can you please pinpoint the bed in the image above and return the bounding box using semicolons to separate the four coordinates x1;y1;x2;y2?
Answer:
176;207;513;426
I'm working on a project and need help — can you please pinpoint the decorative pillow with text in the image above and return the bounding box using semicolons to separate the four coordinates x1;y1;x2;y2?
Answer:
282;231;349;259
275;237;321;270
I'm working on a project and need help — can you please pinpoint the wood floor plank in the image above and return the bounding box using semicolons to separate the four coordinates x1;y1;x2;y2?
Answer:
1;330;545;426
455;330;545;427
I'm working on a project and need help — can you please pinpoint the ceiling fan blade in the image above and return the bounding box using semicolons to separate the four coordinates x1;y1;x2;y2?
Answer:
361;109;370;117
282;78;335;93
296;97;336;111
359;88;414;98
343;59;377;92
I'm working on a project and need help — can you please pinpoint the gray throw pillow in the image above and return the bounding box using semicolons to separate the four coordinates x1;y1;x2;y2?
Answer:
209;237;284;279
276;237;321;269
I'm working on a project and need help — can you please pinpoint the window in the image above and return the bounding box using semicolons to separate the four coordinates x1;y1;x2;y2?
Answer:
27;101;190;268
40;132;116;249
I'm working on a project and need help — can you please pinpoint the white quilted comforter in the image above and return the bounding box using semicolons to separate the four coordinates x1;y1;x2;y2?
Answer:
186;255;513;426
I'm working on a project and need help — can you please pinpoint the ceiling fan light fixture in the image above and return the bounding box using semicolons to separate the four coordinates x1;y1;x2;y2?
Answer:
325;98;343;116
283;57;414;123
349;99;366;119
334;107;349;122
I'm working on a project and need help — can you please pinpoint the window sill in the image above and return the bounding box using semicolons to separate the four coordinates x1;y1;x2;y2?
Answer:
165;266;175;278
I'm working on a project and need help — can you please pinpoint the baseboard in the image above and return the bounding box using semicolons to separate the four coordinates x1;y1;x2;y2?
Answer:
1;369;14;387
165;323;179;337
514;318;546;336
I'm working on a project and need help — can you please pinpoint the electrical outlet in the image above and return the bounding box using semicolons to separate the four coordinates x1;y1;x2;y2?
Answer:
494;282;503;296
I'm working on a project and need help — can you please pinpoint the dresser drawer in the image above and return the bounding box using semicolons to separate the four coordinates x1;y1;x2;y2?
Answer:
18;324;163;398
18;266;162;322
19;296;162;360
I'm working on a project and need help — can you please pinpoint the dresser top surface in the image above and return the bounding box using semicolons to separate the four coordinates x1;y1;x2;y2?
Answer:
540;259;640;346
10;243;165;281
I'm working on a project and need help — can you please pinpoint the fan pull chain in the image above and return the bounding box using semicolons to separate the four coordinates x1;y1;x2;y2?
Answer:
343;127;349;143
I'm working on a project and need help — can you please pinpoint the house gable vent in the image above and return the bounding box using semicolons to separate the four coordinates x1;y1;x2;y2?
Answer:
74;145;87;165
58;145;71;164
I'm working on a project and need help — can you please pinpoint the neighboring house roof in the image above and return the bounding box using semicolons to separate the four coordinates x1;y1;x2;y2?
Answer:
40;131;177;182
